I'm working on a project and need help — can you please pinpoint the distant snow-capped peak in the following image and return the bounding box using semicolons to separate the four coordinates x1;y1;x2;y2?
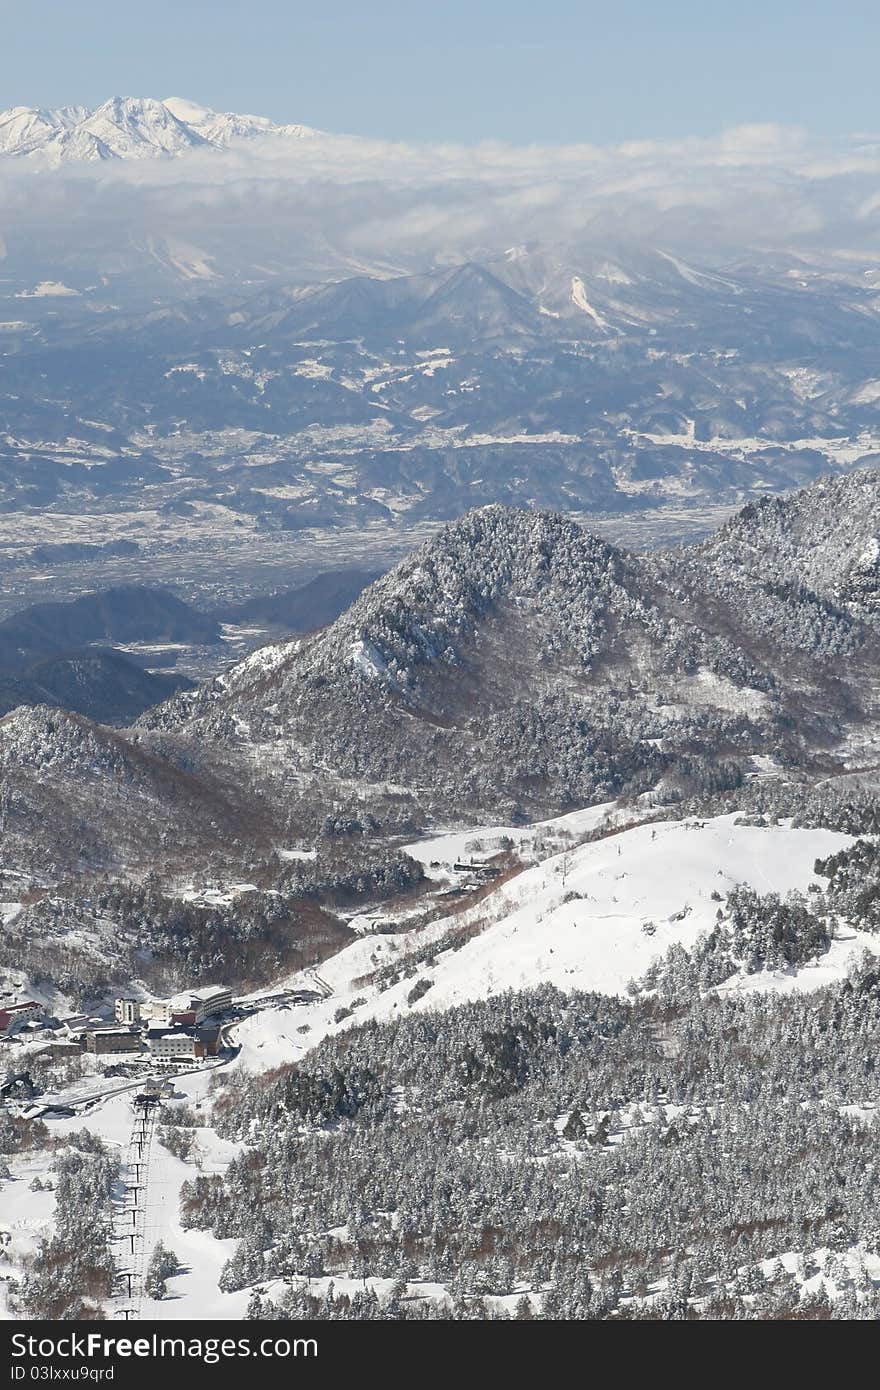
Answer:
0;95;320;164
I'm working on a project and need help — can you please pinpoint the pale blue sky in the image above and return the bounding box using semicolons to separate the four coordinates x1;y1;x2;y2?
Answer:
2;0;878;145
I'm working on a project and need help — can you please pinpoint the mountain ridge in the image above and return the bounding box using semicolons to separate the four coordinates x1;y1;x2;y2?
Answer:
0;648;193;724
0;95;319;164
0;585;221;670
7;476;880;883
138;491;880;829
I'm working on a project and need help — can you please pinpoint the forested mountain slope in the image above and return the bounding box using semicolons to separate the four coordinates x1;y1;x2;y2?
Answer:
0;705;271;878
8;473;880;884
140;487;880;826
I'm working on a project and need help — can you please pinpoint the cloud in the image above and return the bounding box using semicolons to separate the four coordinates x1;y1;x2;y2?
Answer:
2;122;880;291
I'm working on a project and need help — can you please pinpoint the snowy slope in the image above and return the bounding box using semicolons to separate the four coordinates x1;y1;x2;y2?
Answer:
342;816;867;1010
233;813;871;1071
163;97;315;145
404;798;624;870
0;105;85;155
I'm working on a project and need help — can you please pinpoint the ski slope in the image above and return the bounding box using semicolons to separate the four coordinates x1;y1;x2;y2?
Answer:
233;813;872;1069
351;815;868;1013
5;809;877;1321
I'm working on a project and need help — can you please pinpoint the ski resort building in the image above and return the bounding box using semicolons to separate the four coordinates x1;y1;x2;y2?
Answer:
187;985;233;1018
0;1001;44;1037
168;986;233;1027
114;998;141;1025
85;1026;142;1055
61;1014;104;1038
142;1000;173;1025
114;985;232;1030
146;1024;221;1061
147;1030;199;1060
113;995;141;1028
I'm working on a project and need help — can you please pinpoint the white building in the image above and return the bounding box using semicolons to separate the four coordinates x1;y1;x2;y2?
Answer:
130;986;233;1034
147;1029;205;1061
188;986;233;1019
166;986;233;1025
114;998;141;1025
141;1000;173;1025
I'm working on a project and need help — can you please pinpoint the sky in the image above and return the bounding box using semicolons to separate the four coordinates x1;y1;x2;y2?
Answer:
2;0;879;145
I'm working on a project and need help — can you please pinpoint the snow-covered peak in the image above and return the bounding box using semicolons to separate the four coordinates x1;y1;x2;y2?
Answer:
0;95;321;164
310;504;626;696
163;96;311;146
0;104;87;156
161;96;215;126
76;95;209;159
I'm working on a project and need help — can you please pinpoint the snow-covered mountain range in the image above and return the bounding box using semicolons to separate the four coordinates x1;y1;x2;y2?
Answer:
6;479;880;1324
0;95;318;163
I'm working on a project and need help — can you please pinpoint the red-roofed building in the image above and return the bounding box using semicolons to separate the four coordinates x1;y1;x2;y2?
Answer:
0;1001;44;1036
